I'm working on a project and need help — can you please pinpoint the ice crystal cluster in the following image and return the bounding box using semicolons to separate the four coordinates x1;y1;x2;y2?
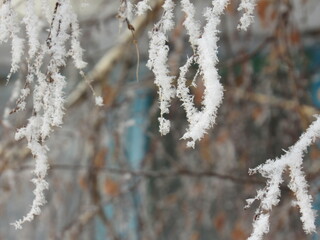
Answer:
1;0;318;238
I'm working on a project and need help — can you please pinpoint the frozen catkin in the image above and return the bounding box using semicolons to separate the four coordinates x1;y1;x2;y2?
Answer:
246;116;320;240
7;0;86;229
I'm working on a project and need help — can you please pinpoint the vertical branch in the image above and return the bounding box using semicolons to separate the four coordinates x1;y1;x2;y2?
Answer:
147;0;176;135
11;0;86;229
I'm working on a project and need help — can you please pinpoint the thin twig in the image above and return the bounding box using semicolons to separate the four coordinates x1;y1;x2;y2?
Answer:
18;163;263;184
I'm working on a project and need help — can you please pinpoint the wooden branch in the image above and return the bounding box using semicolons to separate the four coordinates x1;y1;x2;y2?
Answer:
18;163;263;185
229;88;319;118
223;36;274;68
61;179;141;239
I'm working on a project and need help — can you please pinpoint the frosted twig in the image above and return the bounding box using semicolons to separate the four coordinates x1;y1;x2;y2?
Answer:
247;116;320;240
238;0;256;31
136;0;151;16
11;0;86;228
147;0;176;135
181;0;201;49
0;0;24;83
180;0;228;148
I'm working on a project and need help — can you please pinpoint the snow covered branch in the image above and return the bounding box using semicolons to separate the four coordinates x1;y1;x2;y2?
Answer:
147;0;258;147
4;0;86;229
246;116;320;240
179;0;228;148
147;0;229;146
9;1;320;237
147;0;176;135
0;0;24;82
238;0;256;31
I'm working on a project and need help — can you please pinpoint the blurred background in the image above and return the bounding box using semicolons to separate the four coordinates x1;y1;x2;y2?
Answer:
1;0;320;239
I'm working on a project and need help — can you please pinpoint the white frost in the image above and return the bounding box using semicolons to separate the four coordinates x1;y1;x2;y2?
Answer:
247;116;320;240
147;0;176;135
136;0;151;16
238;0;256;31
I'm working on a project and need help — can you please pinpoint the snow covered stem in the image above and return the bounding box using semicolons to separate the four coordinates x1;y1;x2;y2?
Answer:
246;116;320;240
0;0;24;82
147;0;176;135
179;0;228;148
10;0;86;229
147;0;230;147
148;0;257;147
238;0;256;31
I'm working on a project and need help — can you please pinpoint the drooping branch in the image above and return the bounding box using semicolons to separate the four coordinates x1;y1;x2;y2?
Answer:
11;0;86;229
147;0;176;135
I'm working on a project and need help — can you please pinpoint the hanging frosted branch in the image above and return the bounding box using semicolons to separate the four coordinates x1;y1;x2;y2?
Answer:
68;10;87;69
118;0;134;24
8;0;42;116
136;0;151;16
10;0;86;229
119;0;151;18
177;56;197;122
238;0;256;31
23;0;41;59
147;0;230;145
178;0;228;148
13;114;50;229
41;0;52;23
146;0;258;147
180;0;200;49
0;0;24;82
147;0;176;135
246;116;320;240
2;78;22;126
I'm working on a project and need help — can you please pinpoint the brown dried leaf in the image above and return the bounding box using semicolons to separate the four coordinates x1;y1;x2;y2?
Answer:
102;84;116;107
190;232;200;240
290;29;301;45
257;0;270;23
199;135;212;162
252;106;263;122
213;212;226;231
310;146;320;161
226;1;235;14
94;148;107;168
78;174;88;190
104;178;120;197
232;224;247;240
